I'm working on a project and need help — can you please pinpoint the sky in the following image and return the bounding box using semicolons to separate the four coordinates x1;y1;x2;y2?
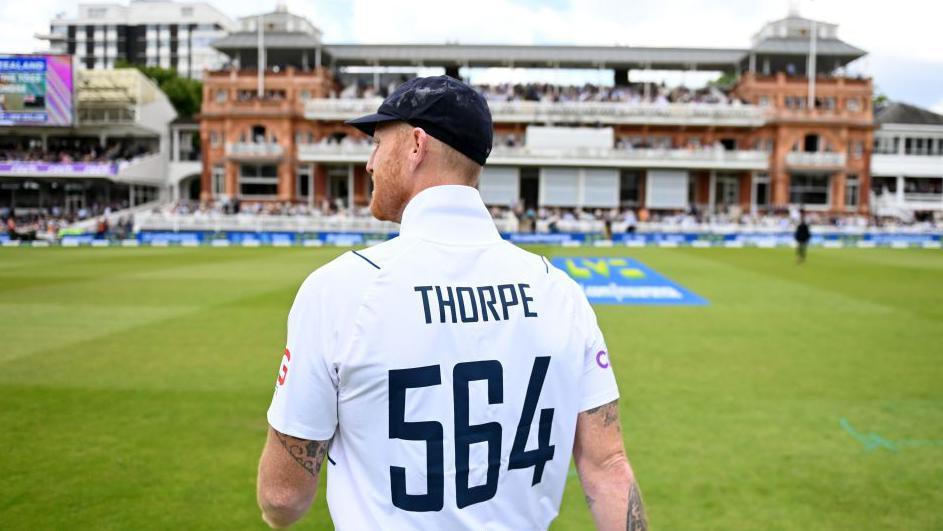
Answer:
2;0;941;112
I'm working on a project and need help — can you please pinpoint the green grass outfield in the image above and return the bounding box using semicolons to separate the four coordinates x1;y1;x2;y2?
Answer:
1;246;942;530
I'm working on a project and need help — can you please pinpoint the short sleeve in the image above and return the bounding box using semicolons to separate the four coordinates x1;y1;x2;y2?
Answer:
267;275;339;441
574;287;620;412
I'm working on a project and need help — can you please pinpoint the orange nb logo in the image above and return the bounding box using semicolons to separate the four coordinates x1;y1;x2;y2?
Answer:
277;348;291;386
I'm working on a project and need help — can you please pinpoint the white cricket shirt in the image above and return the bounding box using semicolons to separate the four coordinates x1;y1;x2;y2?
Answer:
268;185;619;530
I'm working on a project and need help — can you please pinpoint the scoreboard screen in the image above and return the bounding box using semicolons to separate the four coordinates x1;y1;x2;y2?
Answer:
0;54;74;126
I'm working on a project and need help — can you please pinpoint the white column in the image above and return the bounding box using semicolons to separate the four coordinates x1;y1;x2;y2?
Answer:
896;175;905;207
643;65;651;101
708;170;716;214
257;15;265;97
576;169;585;209
807;19;817;109
310;163;317;210
316;163;318;210
750;173;757;216
347;164;354;211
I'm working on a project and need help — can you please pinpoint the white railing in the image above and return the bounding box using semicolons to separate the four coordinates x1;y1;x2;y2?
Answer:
298;142;373;162
298;143;770;170
76;106;136;125
305;98;382;120
225;142;284;158
134;211;943;238
305;98;768;126
135;211;520;234
487;100;767;126
903;193;943;203
491;146;769;165
785;151;847;168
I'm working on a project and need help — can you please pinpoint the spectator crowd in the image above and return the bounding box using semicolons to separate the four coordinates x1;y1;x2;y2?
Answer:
2;203;134;242
329;77;742;106
0;138;156;164
146;198;939;233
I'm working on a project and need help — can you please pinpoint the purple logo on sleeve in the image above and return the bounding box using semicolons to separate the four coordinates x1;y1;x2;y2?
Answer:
595;350;610;369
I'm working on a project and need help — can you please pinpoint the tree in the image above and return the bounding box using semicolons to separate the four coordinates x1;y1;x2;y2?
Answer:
709;71;739;89
873;91;890;110
159;76;202;118
115;60;202;119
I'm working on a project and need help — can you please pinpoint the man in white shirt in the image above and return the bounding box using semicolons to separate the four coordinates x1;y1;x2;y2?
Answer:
256;76;647;530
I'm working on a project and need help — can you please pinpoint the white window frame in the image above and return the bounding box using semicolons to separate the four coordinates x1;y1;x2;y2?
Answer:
212;164;225;197
845;175;859;209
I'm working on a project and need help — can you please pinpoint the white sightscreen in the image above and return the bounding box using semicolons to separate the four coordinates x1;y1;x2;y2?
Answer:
478;166;519;206
646;169;689;209
541;167;580;206
582;168;619;208
525;126;614;149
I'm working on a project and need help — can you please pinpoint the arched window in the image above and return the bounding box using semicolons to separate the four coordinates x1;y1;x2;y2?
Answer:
251;125;267;143
803;134;819;153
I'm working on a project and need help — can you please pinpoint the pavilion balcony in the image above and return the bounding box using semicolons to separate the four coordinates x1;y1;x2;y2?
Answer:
225;142;284;159
298;142;770;171
784;151;846;169
305;98;768;127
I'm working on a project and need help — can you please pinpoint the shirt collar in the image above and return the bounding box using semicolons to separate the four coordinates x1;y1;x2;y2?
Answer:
399;185;501;244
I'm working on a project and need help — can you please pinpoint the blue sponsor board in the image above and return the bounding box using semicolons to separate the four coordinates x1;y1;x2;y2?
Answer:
505;232;586;244
139;231;203;244
224;231;297;245
550;256;707;306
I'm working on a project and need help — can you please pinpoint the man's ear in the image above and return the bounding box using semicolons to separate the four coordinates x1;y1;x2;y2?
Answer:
409;127;429;169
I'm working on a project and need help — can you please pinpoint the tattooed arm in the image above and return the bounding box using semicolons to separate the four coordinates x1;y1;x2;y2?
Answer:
257;426;330;528
573;399;647;531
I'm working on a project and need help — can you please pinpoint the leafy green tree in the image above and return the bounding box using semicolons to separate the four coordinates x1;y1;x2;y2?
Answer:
159;76;202;118
709;71;738;89
873;92;889;109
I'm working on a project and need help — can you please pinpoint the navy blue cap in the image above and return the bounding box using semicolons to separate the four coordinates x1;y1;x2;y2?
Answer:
345;76;493;166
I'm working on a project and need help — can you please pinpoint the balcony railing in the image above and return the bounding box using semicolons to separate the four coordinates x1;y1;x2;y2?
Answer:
76;106;136;125
297;143;770;170
136;212;520;234
903;192;943;203
203;98;297;116
784;151;847;169
487;101;767;126
305;98;767;126
225;142;284;158
490;146;769;169
771;108;872;125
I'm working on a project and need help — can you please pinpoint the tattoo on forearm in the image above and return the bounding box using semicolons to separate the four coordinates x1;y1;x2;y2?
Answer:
626;482;648;531
273;430;330;478
584;400;621;429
